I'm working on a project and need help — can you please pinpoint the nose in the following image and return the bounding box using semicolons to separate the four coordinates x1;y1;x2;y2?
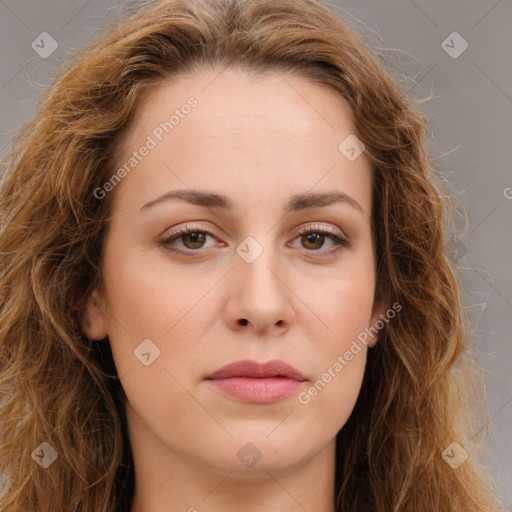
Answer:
224;240;295;336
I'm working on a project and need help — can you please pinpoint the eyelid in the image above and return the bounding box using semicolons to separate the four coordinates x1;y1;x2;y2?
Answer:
159;221;349;254
295;222;346;239
162;221;346;240
159;222;223;255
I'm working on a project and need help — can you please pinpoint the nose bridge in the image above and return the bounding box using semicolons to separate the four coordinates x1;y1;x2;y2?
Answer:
235;232;282;295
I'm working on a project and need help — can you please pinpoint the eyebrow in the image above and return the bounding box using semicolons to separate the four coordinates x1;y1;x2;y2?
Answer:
140;189;364;215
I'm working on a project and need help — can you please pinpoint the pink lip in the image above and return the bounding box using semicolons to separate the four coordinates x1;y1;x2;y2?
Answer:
205;359;307;404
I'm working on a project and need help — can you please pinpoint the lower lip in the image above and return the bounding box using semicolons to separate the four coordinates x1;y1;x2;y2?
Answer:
207;377;304;403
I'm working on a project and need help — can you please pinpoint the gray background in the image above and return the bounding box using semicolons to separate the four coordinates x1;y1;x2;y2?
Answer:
0;0;510;506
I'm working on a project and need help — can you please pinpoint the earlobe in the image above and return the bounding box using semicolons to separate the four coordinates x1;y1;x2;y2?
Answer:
367;297;386;348
80;290;108;341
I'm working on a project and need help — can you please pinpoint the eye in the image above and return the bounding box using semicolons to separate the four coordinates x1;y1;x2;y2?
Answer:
159;222;348;256
159;223;218;252
291;224;348;256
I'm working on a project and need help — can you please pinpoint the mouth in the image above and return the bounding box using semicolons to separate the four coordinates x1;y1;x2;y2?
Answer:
205;359;307;404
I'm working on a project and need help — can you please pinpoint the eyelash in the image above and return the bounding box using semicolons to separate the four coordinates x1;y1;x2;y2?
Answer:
159;223;348;258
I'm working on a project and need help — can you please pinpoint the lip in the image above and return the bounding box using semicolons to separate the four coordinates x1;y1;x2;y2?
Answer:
205;359;307;404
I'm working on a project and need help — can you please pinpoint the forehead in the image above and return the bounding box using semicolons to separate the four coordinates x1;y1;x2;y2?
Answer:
135;67;355;135
111;67;372;218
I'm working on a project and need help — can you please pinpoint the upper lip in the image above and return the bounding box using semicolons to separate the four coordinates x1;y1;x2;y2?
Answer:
206;359;306;381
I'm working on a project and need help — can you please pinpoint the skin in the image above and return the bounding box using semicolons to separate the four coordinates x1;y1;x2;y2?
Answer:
81;66;384;512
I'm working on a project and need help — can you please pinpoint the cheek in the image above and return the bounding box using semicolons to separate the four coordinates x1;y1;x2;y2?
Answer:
100;246;214;377
298;348;367;441
296;264;375;409
103;244;211;336
303;266;376;349
296;277;373;429
100;248;218;426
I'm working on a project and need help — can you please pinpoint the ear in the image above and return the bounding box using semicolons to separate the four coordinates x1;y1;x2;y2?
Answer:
79;289;108;341
366;295;386;348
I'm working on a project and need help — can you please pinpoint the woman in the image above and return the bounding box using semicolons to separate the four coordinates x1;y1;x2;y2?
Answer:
0;0;501;510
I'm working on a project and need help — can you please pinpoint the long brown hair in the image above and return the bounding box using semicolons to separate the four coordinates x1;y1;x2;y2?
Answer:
0;0;501;510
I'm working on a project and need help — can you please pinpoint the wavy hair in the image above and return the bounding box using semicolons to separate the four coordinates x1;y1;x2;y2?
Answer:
0;0;501;510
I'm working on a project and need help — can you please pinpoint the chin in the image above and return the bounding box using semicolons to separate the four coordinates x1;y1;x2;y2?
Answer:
194;430;324;475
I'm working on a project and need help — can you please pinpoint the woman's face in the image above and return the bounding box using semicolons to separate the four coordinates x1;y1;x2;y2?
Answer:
82;67;383;477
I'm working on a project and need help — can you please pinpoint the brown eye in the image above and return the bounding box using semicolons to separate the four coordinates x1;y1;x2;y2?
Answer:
300;232;326;250
293;226;348;255
159;223;347;257
180;231;207;249
160;225;217;253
